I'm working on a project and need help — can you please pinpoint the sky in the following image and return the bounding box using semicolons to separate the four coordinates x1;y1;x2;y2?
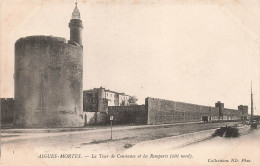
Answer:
0;0;259;114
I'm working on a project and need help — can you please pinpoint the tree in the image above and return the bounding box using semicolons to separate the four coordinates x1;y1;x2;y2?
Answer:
120;100;125;106
128;96;138;105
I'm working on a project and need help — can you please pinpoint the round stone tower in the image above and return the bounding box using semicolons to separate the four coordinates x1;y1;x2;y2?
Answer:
14;3;84;128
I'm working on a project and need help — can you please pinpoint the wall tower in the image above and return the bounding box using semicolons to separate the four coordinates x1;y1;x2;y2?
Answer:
215;101;224;120
14;3;84;128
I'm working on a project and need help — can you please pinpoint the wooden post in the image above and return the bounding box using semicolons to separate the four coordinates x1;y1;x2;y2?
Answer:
110;116;113;140
110;120;112;140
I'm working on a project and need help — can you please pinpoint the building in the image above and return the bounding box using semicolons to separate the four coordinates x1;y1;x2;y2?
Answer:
83;87;131;112
215;101;224;119
238;105;249;120
145;98;249;125
215;102;248;121
106;97;249;125
1;98;15;128
105;89;130;106
13;3;84;128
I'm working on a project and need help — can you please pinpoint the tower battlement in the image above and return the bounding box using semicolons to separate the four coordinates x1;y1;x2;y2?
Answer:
69;3;83;46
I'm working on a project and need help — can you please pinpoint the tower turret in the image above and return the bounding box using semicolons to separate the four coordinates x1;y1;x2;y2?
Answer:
215;101;224;120
69;1;83;46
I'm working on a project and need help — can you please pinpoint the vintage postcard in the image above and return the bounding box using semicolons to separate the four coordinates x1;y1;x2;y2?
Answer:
1;0;259;166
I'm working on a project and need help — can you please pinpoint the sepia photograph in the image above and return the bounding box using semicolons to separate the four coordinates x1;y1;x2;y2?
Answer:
0;0;259;165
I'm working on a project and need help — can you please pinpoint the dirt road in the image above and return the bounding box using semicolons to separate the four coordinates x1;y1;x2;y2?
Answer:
2;121;239;154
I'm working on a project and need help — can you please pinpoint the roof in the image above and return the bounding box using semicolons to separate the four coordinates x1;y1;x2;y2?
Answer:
71;3;81;20
104;89;131;97
83;87;131;97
